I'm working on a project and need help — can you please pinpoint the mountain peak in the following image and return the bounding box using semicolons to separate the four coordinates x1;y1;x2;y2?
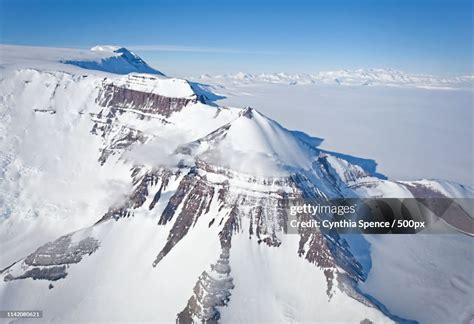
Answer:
63;45;164;75
239;106;255;119
179;106;316;176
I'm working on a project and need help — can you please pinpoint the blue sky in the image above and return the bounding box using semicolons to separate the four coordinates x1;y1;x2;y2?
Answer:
0;0;472;76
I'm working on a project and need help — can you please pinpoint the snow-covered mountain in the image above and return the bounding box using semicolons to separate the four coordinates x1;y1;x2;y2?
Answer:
196;69;474;89
65;45;164;75
0;45;473;323
0;44;163;76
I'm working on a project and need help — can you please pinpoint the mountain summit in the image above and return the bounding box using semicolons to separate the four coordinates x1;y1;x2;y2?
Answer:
179;107;317;176
62;45;164;75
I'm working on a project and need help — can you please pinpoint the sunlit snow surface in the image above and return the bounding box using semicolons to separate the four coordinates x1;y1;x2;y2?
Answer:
0;45;472;324
198;79;473;187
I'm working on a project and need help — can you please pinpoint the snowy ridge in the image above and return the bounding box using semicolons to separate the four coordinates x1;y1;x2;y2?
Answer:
104;74;196;99
0;44;163;76
64;46;163;75
179;107;318;176
0;45;473;324
196;69;474;89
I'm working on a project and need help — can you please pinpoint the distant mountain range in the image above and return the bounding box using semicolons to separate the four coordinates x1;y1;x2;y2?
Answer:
195;69;474;89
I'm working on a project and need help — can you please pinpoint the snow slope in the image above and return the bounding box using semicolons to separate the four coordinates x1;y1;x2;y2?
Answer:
181;107;317;176
360;234;474;324
206;82;474;187
0;67;133;265
106;74;195;98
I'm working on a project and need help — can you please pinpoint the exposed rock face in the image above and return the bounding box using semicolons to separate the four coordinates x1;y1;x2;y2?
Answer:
399;181;474;234
90;75;203;165
97;168;175;223
154;170;215;266
5;266;68;281
135;159;364;301
33;108;56;114
98;124;146;165
218;205;240;250
98;83;199;118
158;169;201;225
90;106;149;165
4;235;99;282
177;249;234;323
24;235;99;266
